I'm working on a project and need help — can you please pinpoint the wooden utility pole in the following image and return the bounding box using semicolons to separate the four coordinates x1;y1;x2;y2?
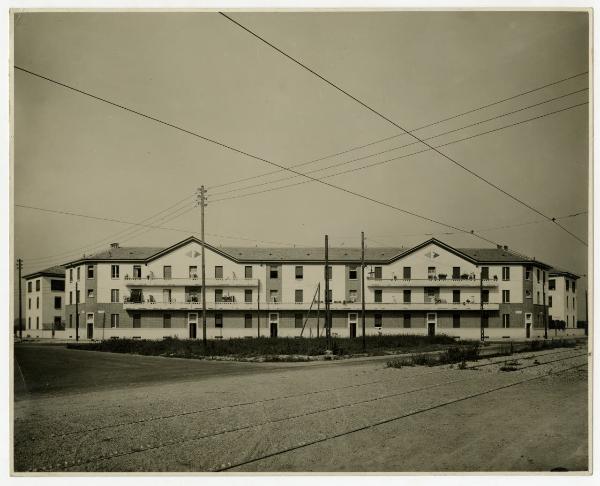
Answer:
316;283;321;338
257;278;261;338
17;258;23;339
543;269;548;340
479;268;484;342
324;235;331;348
197;186;208;346
75;281;79;341
361;232;366;352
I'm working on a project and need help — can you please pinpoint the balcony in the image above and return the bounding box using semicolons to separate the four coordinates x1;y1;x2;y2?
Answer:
124;276;259;288
367;277;498;288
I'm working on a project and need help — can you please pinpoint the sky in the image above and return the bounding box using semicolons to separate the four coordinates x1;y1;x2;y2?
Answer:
12;11;590;318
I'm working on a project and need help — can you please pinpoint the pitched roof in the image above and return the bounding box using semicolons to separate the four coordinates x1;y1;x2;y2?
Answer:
23;265;66;280
220;246;406;262
458;247;548;266
549;267;581;280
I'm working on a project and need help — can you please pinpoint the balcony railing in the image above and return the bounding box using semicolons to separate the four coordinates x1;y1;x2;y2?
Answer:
123;276;259;287
367;277;498;288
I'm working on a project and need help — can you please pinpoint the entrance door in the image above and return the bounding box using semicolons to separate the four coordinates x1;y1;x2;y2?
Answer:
269;313;278;338
348;313;357;338
86;313;94;339
427;312;436;337
188;313;198;339
525;313;532;338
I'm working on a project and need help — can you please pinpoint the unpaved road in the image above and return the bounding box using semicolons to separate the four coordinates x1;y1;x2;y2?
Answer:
13;343;589;473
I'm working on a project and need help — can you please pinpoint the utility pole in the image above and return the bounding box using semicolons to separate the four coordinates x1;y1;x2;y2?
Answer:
17;258;23;339
197;186;208;346
585;289;589;337
361;232;366;352
543;269;548;340
479;268;484;342
324;235;331;348
75;281;79;342
257;278;261;338
316;283;321;338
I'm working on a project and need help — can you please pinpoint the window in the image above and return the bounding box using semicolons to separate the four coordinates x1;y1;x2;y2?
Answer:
549;296;553;308
215;314;223;328
295;313;303;328
245;289;253;303
452;290;460;304
572;281;576;292
502;290;510;303
270;290;279;303
543;271;546;284
111;314;119;328
242;266;252;279
76;267;80;281
403;290;411;303
525;289;532;299
163;266;172;279
403;313;411;328
573;297;575;309
69;315;72;328
36;297;39;309
348;266;357;280
525;266;531;280
76;290;80;304
51;280;64;291
133;265;142;278
189;266;197;278
111;289;119;303
536;269;540;282
245;314;252;328
566;298;569;309
163;289;172;303
481;267;489;280
537;292;540;304
36;317;39;330
374;266;382;279
36;279;40;291
295;289;303;303
502;314;510;328
452;267;460;279
87;289;94;299
453;313;460;328
374;289;382;303
326;289;332;303
111;265;120;279
87;265;94;279
69;269;73;282
215;266;223;279
549;279;556;290
163;314;171;328
295;266;304;279
28;298;31;310
27;281;32;293
428;267;436;279
566;279;570;291
502;266;510;281
270;266;278;279
133;313;141;328
349;290;357;303
403;267;411;279
482;313;489;328
54;296;61;309
326;266;332;280
482;289;489;303
69;291;73;305
374;314;383;328
215;289;223;302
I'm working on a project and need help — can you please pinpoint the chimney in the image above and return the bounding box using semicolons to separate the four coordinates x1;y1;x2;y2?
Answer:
496;244;502;249
503;245;508;250
110;242;119;249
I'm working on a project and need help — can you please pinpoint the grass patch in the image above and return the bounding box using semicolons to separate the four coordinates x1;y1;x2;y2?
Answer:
67;334;458;359
386;343;480;368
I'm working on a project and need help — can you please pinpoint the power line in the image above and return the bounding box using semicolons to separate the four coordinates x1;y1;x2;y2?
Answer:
14;65;504;247
210;88;588;198
208;72;588;191
219;12;588;247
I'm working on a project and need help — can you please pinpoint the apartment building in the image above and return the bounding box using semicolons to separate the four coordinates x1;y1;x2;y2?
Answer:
22;265;65;338
58;236;569;341
548;269;580;330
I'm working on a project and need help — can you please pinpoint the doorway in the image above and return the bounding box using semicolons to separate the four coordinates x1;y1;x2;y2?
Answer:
86;313;94;339
188;312;198;339
269;313;278;338
427;312;437;337
348;313;357;338
525;313;532;338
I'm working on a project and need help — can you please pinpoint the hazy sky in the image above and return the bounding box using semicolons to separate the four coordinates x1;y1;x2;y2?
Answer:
13;11;590;317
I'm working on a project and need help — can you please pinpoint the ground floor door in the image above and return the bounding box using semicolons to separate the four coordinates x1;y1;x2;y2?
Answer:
427;312;436;337
348;313;357;338
525;313;532;338
188;313;198;339
86;313;94;339
269;313;278;338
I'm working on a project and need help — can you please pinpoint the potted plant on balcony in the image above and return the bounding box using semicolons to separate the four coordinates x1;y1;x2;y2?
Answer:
438;273;447;280
461;273;470;280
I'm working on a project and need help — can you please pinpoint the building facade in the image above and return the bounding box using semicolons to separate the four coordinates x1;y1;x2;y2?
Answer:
57;236;577;341
548;269;580;329
22;266;65;338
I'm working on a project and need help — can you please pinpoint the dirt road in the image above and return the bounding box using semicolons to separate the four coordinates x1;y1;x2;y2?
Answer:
13;343;589;473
